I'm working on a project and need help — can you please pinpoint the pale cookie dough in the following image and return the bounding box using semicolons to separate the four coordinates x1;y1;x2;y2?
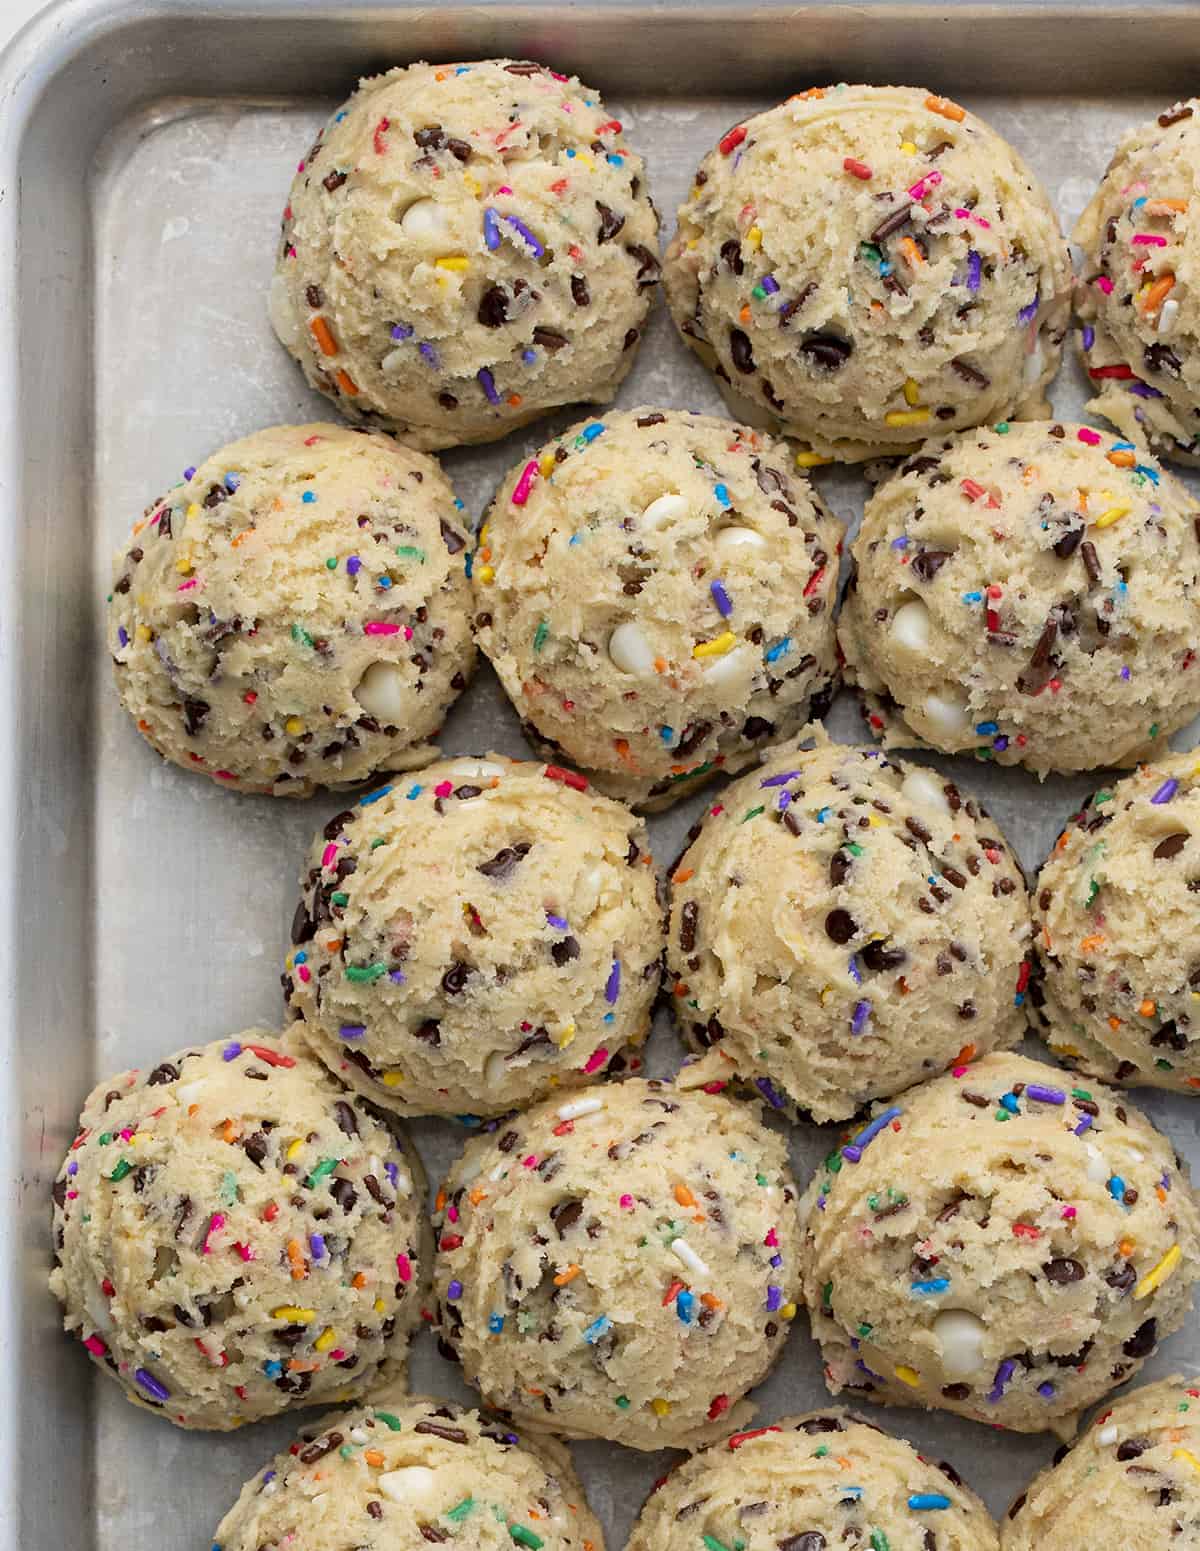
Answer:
663;84;1070;462
287;753;663;1117
271;59;659;450
839;421;1200;775
1075;100;1200;465
473;407;841;810
1003;1375;1200;1549
1032;754;1200;1093
628;1409;998;1551
213;1394;605;1551
669;735;1031;1124
799;1052;1200;1437
49;1031;430;1429
108;422;474;796
432;1077;803;1450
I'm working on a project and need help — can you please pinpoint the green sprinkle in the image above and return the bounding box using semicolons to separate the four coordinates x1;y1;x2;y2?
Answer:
108;1159;132;1182
857;1322;873;1337
1156;1058;1174;1069
1071;1088;1093;1101
751;283;767;300
702;1538;732;1551
304;1157;338;1189
509;1526;543;1549
346;963;387;982
741;805;766;823
994;421;1010;433
395;545;426;563
615;1395;631;1409
98;1132;113;1146
445;1497;475;1521
331;891;349;906
533;619;549;653
870;1533;890;1551
339;1444;354;1459
755;1172;768;1186
822;1280;833;1311
325;557;338;570
859;241;883;266
374;1411;402;1431
1150;724;1160;738
1085;879;1099;907
1093;790;1114;805
671;760;713;783
847;842;864;856
995;1109;1010;1122
291;622;314;648
815;1444;830;1457
369;837;386;849
220;1170;239;1206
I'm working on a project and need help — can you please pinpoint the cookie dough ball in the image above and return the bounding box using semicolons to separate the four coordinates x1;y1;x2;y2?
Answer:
1003;1375;1200;1549
670;736;1031;1124
474;407;841;809
271;60;659;450
799;1052;1200;1436
433;1077;803;1450
628;1409;998;1551
108;423;474;796
839;421;1200;775
1032;754;1200;1092
287;753;663;1116
663;84;1070;462
49;1031;430;1429
1075;101;1200;465
213;1394;605;1551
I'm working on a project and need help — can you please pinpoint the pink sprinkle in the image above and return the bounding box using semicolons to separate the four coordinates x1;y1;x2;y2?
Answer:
329;1348;346;1361
396;1252;412;1283
233;1242;255;1262
303;434;322;446
214;770;237;781
511;459;539;506
120;1128;134;1141
1094;275;1114;295
954;207;972;219
201;1212;226;1253
434;780;453;798
521;1154;538;1168
952;1064;969;1078
66;1189;78;1200
497;184;514;194
321;842;339;869
447;1203;459;1224
1132;233;1168;246
297;964;311;984
149;510;162;527
1077;427;1102;445
907;169;942;199
177;578;198;592
83;1335;108;1357
297;160;305;173
583;1046;609;1075
764;1227;779;1247
619;1193;634;1209
403;624;414;640
1061;1205;1077;1220
364;621;400;636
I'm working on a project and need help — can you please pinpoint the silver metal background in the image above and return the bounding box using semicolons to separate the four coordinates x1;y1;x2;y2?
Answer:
5;1;1200;1545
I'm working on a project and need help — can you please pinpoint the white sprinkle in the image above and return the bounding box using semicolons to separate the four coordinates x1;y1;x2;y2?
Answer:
1159;297;1180;336
349;1426;370;1445
398;198;448;240
671;1239;711;1278
556;1096;605;1121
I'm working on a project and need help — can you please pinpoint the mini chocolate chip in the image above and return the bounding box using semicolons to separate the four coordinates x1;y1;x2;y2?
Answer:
825;908;857;945
730;327;755;373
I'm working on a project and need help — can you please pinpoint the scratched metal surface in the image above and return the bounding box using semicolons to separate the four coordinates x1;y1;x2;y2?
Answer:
6;2;1200;1548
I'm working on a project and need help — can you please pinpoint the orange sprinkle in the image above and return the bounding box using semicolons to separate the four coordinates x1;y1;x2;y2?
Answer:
287;1359;319;1373
955;1044;977;1066
554;1264;582;1286
137;718;152;733
352;1272;367;1289
287;1239;307;1281
674;1183;697;1208
1145;198;1188;214
614;737;635;766
219;1119;238;1144
739;304;751;323
435;1189;447;1212
1107;448;1137;468
364;1449;384;1467
700;1292;724;1310
507;393;523;407
1139;998;1157;1018
925;94;966;122
1109;1016;1122;1032
1079;933;1106;953
793;87;825;100
309;316;338;357
674;982;690;998
673;867;695;885
1139;272;1175;316
653;655;668;673
335;368;359;396
469;1187;488;1206
899;236;924;268
324;938;341;952
1119;1237;1135;1257
230;527;256;547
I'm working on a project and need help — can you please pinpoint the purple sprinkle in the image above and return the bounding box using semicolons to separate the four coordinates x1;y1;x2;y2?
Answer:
482;207;501;251
67;1160;78;1176
988;1359;1016;1404
183;465;196;480
1074;1114;1093;1136
765;1284;783;1312
760;770;800;788
993;735;1009;752
478;367;500;405
890;535;910;550
841;1105;902;1163
605;959;621;1004
339;1024;366;1041
504;214;544;258
222;1042;242;1062
848;955;862;986
447;1279;463;1301
710;578;733;617
261;1470;277;1487
769;1253;783;1268
135;1368;170;1402
966;250;982;292
389;969;406;984
309;1233;326;1260
385;1161;399;1187
1025;1084;1065;1105
1018;296;1040;325
117;626;129;647
1037;1381;1056;1398
755;1076;786;1110
761;274;780;295
855;1356;885;1381
851;999;872;1035
546;912;569;931
390;323;414;341
346;555;362;576
1129;382;1163;399
1151;778;1180;804
418;341;440;367
1120;665;1132;681
776;790;792;811
1081;324;1095;352
521;349;537;364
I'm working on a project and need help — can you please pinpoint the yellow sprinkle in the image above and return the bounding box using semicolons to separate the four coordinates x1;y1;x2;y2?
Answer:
899;141;917;155
1135;1243;1182;1299
795;451;833;468
819;984;833;1005
476;564;495;584
884;409;930;427
175;555;193;575
313;1326;337;1352
867;814;882;827
539;455;557;478
1094;505;1131;529
373;1298;386;1314
574;151;595;170
693;630;737;660
135;624;152;643
651;1398;671;1417
555;1023;576;1048
285;1138;304;1161
271;1306;315;1323
1050;1042;1082;1058
381;1071;404;1088
745;225;763;248
894;1365;921;1388
463;175;481;195
780;1302;797;1320
284;716;305;737
1174;1446;1200;1476
186;503;200;519
479;522;490;544
690;185;703;201
435;256;469;272
686;238;699;250
903;378;922;406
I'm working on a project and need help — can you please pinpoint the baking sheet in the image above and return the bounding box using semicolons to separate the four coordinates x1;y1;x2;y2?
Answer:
48;40;1200;1551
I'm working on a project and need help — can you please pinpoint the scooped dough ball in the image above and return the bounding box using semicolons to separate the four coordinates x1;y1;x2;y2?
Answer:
213;1394;605;1551
1075;100;1200;465
799;1052;1200;1437
628;1409;998;1551
839;421;1200;775
271;59;660;450
670;735;1031;1124
1032;753;1200;1092
287;753;663;1117
473;407;841;810
1002;1375;1200;1549
49;1031;430;1430
108;423;474;796
433;1077;803;1451
663;84;1070;462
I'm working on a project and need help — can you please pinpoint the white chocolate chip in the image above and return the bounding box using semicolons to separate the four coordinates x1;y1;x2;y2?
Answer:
608;621;656;677
933;1308;987;1377
640;493;688;530
701;643;754;688
923;693;970;735
173;1079;207;1109
556;1096;605;1121
378;1466;440;1504
267;271;303;352
381;347;407;375
1097;1424;1119;1446
445;759;505;781
1085;1142;1111;1185
398;198;448;240
1159;298;1180;336
355;662;407;723
890;597;931;652
714;525;768;555
900;766;951;814
484;1050;505;1087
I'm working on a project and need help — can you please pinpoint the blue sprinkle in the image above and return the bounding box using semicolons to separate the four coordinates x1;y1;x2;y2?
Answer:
603;1011;614;1023
962;590;983;603
1017;295;1040;325
841;1487;863;1501
183;465;197;480
1133;195;1147;207
607;153;624;166
117;626;129;648
816;806;830;823
478;367;501;405
302;491;316;503
224;472;241;492
583;1315;611;1344
222;1042;242;1062
660;726;674;743
890;535;909;549
676;1290;695;1323
765;637;791;663
488;1313;504;1333
522;349;537;365
406;784;422;799
713;482;731;508
1080;324;1095;352
482;207;501;251
908;1494;952;1511
1135;463;1160;485
262;1359;283;1378
975;720;999;736
378;576;392;589
581;423;605;444
294;951;307;966
911;1278;950;1295
1000;1092;1020;1113
359;785;393;806
504;214;544;258
419;341;440;367
1108;1174;1127;1202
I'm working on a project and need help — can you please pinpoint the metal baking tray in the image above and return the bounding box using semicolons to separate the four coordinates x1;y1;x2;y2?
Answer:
6;1;1200;1546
